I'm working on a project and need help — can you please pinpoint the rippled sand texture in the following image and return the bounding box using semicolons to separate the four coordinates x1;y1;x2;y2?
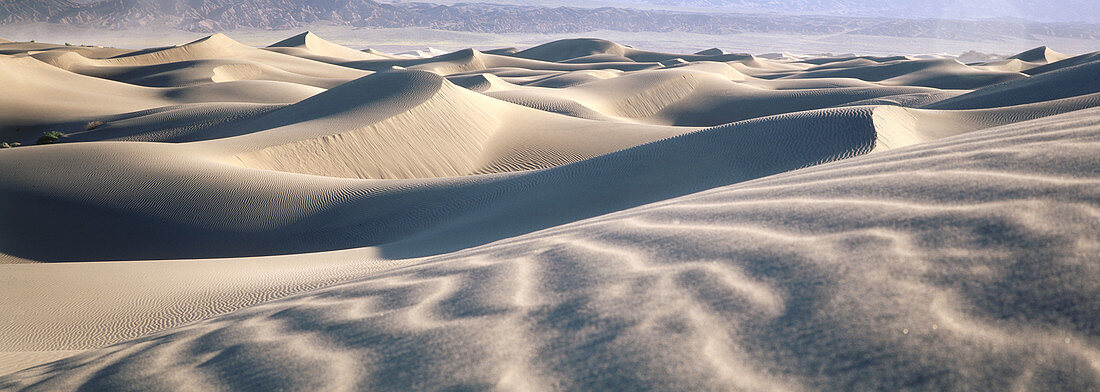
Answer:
1;33;1098;390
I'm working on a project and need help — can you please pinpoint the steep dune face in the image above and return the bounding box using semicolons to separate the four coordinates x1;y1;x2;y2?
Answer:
1008;46;1070;63
216;70;691;179
925;60;1100;110
1;33;1099;388
1024;51;1100;75
966;46;1069;75
229;71;503;179
265;31;385;61
488;68;937;126
513;38;631;62
377;106;884;258
870;92;1100;149
0;105;874;262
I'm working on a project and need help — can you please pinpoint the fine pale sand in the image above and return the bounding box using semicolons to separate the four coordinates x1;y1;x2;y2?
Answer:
1;33;1098;390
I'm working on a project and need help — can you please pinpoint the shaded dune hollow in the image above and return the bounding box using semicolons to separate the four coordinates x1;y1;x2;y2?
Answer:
1;34;1100;390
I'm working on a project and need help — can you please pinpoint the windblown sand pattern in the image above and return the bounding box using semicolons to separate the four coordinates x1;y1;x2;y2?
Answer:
1;32;1098;390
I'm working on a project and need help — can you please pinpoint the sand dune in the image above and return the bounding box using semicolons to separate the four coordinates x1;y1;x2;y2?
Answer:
926;59;1100;110
102;34;364;79
1023;51;1100;75
0;54;321;130
513;38;767;65
766;58;1025;89
27;35;366;88
963;46;1069;74
1008;46;1069;63
214;70;692;178
1;32;1098;389
266;32;391;62
484;67;941;126
0;40;131;59
4;106;1098;391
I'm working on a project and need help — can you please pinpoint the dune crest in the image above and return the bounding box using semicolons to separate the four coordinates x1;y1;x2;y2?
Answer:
267;31;387;61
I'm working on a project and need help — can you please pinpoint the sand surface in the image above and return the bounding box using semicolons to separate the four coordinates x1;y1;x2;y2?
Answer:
1;33;1098;390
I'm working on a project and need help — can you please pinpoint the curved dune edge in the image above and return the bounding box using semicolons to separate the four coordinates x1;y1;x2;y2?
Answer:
2;108;1098;389
222;71;694;179
227;74;502;179
1;34;1099;385
266;31;388;61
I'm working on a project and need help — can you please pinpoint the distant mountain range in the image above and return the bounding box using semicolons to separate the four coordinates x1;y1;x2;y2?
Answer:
435;0;1100;24
2;0;1098;40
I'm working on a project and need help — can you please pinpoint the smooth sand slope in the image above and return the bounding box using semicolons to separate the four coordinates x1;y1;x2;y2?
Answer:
1;34;1098;390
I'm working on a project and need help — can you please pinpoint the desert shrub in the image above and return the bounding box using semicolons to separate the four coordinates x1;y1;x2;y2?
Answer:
36;131;66;145
85;120;105;130
64;42;72;46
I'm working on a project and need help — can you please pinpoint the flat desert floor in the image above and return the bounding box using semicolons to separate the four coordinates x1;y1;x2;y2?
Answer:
1;33;1099;390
